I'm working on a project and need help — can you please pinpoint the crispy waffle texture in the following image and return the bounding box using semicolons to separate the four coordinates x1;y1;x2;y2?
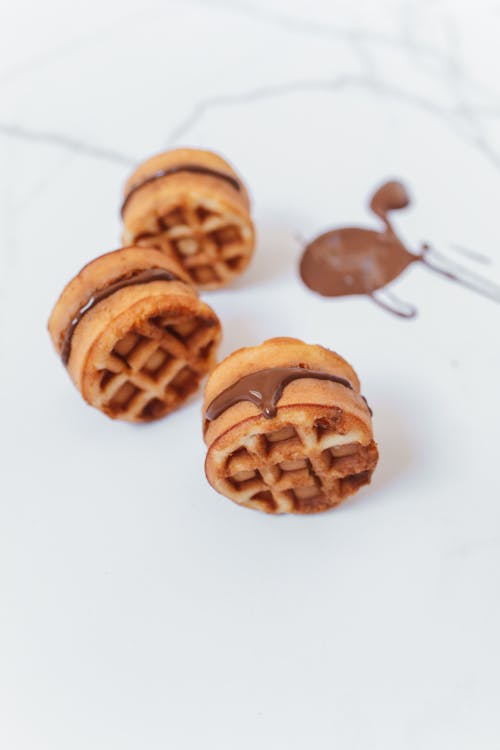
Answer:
121;148;255;290
202;338;378;514
48;246;222;422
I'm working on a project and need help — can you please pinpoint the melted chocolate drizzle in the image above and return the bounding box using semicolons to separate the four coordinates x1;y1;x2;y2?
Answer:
300;180;500;317
121;164;241;216
61;267;179;365
205;366;359;421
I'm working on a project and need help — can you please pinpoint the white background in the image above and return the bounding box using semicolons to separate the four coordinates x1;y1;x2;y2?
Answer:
1;0;500;747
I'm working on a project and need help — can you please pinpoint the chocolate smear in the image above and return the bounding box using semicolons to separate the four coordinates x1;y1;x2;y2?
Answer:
300;180;500;317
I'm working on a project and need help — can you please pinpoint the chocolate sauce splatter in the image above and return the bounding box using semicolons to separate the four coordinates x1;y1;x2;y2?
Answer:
205;366;361;421
300;180;500;318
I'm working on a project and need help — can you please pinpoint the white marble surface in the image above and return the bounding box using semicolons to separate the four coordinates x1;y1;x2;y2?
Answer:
1;0;500;747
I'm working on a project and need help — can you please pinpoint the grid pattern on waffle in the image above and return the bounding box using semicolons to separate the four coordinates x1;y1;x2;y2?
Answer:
134;199;251;287
95;313;217;421
216;422;377;513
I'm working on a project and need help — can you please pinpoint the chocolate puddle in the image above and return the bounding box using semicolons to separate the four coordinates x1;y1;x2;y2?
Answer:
121;164;241;216
205;366;361;421
61;267;180;365
300;180;500;317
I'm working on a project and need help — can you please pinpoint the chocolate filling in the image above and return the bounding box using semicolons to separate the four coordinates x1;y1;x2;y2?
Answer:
121;164;241;216
61;267;180;365
205;366;360;421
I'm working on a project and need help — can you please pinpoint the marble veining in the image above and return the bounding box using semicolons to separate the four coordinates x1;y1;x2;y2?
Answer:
1;0;500;174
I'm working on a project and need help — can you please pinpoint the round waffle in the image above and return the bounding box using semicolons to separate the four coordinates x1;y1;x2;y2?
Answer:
121;148;255;290
49;246;222;422
202;338;378;514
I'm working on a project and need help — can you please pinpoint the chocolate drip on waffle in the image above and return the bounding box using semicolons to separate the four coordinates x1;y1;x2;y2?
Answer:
61;267;180;365
206;366;357;421
121;164;241;216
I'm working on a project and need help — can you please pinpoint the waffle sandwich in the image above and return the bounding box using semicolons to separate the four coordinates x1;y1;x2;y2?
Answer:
49;246;221;422
202;338;378;514
121;148;255;290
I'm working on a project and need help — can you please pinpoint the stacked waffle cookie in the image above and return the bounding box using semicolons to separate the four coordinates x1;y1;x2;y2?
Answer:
121;148;255;290
49;247;222;422
202;338;378;514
